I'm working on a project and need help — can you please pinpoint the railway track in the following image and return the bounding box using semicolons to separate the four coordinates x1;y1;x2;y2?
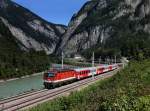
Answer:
0;69;118;111
0;89;48;105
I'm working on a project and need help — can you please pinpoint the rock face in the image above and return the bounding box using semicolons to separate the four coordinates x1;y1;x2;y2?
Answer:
0;0;66;54
57;0;150;56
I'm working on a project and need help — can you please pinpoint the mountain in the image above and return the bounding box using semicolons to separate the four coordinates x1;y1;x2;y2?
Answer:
0;0;67;79
58;0;150;59
0;0;66;55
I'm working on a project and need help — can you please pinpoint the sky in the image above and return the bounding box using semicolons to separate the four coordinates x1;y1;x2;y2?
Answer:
12;0;88;25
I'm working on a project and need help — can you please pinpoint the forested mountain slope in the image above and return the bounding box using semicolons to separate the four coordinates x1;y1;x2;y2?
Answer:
0;0;66;54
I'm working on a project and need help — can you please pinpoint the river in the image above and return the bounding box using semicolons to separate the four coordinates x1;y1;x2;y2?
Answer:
0;74;44;99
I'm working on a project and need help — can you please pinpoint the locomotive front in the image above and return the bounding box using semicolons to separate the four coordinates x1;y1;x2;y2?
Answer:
43;71;56;89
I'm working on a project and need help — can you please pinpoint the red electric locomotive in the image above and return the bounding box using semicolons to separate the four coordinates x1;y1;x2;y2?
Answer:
43;64;118;89
43;69;76;89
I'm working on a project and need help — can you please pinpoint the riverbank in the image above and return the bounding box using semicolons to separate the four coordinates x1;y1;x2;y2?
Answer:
0;72;44;83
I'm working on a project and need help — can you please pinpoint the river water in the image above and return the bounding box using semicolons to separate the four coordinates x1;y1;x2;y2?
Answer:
0;74;44;99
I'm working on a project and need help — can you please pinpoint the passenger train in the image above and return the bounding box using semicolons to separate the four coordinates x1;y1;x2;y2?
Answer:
43;64;118;89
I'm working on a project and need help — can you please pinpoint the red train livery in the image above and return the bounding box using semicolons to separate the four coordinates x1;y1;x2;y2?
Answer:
43;64;118;89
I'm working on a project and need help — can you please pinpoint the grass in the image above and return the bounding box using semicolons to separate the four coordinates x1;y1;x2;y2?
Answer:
28;59;150;111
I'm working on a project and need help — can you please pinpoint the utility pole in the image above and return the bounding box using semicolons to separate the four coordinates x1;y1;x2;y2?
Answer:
111;58;113;64
92;52;95;67
107;57;110;65
105;57;107;64
115;55;116;64
92;52;95;79
62;52;64;69
99;56;101;65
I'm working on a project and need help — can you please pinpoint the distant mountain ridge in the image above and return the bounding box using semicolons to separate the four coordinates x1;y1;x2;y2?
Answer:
0;0;66;54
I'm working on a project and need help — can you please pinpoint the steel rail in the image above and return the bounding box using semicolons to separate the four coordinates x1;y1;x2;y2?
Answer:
0;89;48;105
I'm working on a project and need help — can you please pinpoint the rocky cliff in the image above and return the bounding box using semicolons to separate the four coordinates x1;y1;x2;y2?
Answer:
0;0;66;54
58;0;150;57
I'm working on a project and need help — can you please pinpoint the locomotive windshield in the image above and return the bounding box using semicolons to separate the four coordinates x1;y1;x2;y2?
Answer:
45;72;55;77
48;73;54;77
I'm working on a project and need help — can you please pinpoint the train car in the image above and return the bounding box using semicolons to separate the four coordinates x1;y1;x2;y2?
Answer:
74;67;96;80
111;64;118;70
43;69;76;89
102;65;110;72
105;64;118;72
96;65;112;74
96;66;104;74
118;63;123;67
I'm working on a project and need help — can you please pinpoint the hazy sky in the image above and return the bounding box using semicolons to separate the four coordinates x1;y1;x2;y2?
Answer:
12;0;88;25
